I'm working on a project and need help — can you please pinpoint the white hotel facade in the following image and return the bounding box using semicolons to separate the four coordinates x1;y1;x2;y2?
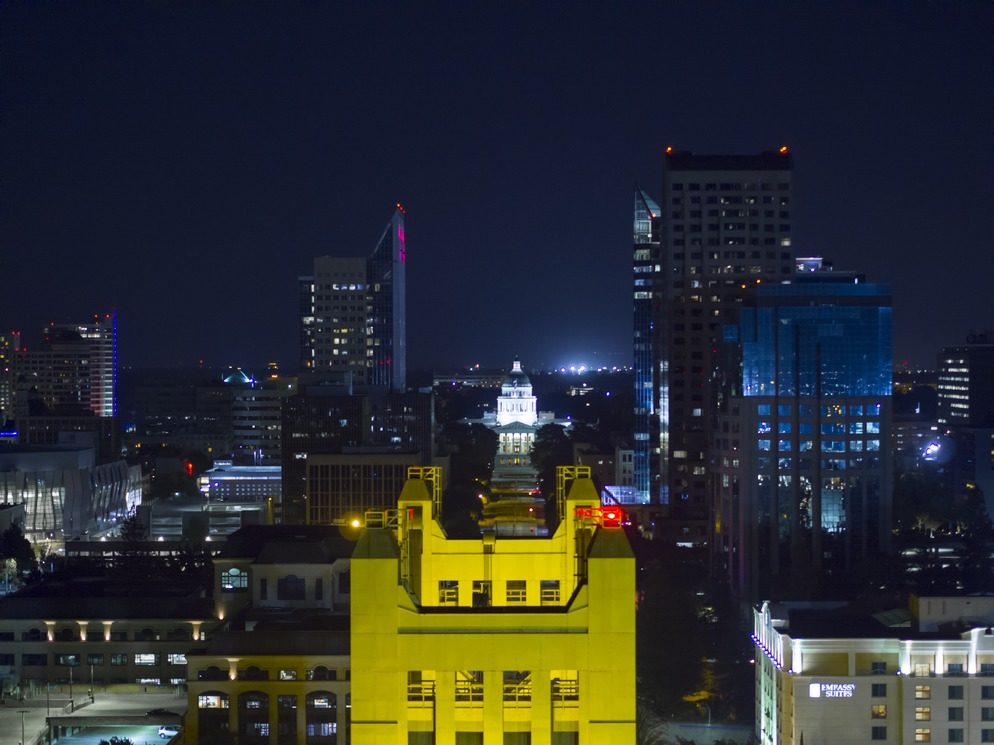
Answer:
756;597;994;745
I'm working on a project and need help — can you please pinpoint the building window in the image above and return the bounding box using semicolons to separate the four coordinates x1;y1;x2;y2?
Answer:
111;654;127;666
506;580;527;604
949;685;964;700
279;669;297;681
56;654;80;667
438;580;458;605
983;707;994;722
472;581;491;608
502;671;531;702
948;663;964;675
871;683;887;697
167;654;187;665
199;693;230;709
315;578;323;601
540;580;560;604
916;706;931;721
981;663;994;676
871;704;887;719
338;569;350;594
949;707;964;721
871;661;887;674
87;654;104;666
221;567;248;591
949;730;964;743
134;654;159;666
22;654;46;666
871;727;886;741
260;578;268;600
915;728;931;742
455;671;484;704
916;685;931;699
983;731;994;744
983;686;994;699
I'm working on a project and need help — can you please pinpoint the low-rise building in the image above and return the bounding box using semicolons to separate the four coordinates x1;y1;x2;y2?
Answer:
755;595;994;745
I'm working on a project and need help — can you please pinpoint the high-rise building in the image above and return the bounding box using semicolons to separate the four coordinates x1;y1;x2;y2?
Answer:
937;334;994;428
934;333;994;516
632;188;662;505
300;206;407;391
645;149;794;542
713;270;893;598
9;313;117;419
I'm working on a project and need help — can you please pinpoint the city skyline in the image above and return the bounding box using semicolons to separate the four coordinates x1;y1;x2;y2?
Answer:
3;2;992;372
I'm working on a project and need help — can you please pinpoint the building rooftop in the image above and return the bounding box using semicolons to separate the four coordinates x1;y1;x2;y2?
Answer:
664;150;792;172
218;524;357;562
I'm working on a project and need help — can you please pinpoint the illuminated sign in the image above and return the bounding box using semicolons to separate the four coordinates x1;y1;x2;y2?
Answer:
809;682;855;698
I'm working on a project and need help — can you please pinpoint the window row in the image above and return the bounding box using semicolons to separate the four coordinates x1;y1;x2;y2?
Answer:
437;579;561;606
24;652;186;667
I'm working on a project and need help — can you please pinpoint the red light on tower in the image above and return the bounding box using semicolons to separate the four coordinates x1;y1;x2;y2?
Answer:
185;461;194;478
602;507;624;528
665;145;674;155
779;145;789;155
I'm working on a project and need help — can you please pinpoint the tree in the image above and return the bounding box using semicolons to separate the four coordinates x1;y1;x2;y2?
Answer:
0;524;38;578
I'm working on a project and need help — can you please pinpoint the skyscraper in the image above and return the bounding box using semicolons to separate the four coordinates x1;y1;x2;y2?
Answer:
646;148;794;541
713;270;893;598
632;188;662;505
300;206;407;391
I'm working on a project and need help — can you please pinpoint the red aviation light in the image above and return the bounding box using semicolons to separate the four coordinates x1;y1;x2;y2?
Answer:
602;507;624;528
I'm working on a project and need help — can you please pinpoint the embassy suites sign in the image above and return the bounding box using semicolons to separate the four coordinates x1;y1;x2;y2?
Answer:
809;682;856;698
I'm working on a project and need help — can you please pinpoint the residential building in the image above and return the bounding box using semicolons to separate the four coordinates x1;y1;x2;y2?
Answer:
646;148;794;543
9;313;117;419
351;466;636;743
300;206;407;391
713;272;892;599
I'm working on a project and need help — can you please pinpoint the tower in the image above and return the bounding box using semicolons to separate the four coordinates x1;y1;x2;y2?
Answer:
300;206;407;391
653;148;794;541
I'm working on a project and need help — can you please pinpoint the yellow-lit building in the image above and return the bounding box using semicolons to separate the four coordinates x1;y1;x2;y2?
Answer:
351;466;636;744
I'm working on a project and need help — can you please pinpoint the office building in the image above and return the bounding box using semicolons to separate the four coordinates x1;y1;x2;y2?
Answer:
281;383;434;523
643;148;793;542
351;466;636;743
232;372;297;466
933;334;994;516
300;206;407;391
305;450;420;525
754;595;994;745
713;272;892;599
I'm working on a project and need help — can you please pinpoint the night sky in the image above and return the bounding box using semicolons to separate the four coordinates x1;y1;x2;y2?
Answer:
3;2;991;373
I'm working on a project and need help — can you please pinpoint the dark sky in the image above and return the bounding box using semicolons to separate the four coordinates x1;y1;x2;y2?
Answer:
3;2;992;373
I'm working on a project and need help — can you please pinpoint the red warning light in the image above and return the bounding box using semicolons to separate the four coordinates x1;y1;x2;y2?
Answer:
602;507;624;528
184;461;194;478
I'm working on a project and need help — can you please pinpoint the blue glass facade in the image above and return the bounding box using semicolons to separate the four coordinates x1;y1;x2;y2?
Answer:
741;281;892;399
632;189;660;505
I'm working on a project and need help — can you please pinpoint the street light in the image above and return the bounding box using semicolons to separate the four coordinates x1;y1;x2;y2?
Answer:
18;708;28;745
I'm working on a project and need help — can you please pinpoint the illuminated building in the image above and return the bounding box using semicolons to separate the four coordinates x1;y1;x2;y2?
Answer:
754;596;994;745
187;524;356;744
0;575;215;692
0;446;141;541
632;187;662;506
934;334;994;516
649;149;793;542
232;373;298;466
300;206;407;391
10;313;117;419
351;466;636;744
470;360;569;490
713;272;892;599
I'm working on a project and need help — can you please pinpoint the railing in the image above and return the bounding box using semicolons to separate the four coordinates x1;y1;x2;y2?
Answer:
454;681;484;705
552;679;579;707
503;680;532;705
407;681;435;706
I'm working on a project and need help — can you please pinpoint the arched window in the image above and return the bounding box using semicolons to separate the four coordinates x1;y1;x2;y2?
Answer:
198;691;230;738
135;628;156;642
239;665;268;681
198;666;227;682
239;691;270;743
307;665;331;681
277;574;306;601
306;692;337;742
